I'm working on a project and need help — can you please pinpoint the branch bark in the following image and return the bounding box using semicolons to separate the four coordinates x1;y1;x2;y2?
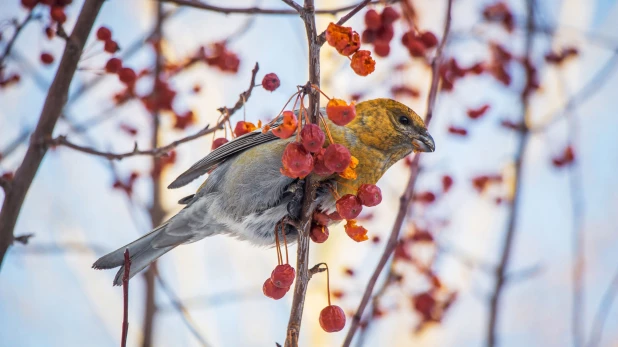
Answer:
283;1;320;345
342;0;453;345
0;0;104;269
485;1;535;346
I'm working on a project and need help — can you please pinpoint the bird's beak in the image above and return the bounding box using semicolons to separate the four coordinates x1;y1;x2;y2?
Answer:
412;132;435;153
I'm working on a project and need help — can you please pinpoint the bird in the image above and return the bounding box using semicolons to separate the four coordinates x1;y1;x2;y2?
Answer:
93;98;435;285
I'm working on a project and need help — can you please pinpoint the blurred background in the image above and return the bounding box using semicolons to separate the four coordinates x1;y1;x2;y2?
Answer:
1;0;618;346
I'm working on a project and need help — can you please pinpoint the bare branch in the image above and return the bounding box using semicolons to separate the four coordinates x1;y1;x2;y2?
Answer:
0;0;105;269
281;0;303;13
341;0;454;345
485;1;535;346
0;11;38;70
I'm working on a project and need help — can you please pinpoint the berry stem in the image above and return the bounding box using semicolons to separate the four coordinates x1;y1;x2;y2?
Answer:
315;262;331;306
275;224;283;265
318;113;335;145
282;223;289;265
310;84;331;100
266;91;301;129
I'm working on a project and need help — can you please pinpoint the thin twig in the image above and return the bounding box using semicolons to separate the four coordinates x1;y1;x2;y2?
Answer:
121;249;131;347
0;11;36;70
0;0;105;269
341;0;453;345
485;1;535;346
587;261;618;347
162;0;384;16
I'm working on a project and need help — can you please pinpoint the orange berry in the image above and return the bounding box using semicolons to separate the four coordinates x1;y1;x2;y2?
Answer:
326;99;356;126
350;50;376;76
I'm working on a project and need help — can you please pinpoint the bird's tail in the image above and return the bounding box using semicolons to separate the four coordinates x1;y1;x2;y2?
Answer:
92;223;175;286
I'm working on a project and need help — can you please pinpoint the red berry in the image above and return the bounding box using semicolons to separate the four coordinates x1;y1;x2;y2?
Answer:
211;137;229;150
104;40;119;53
467;104;490;119
407;39;427;57
361;29;376;44
328;211;343;221
373;40;390;57
272;111;297;139
326;99;356;126
336;194;363;220
319;305;346;332
375;25;394;43
50;7;66;24
118;67;136;86
357;184;382;207
262;72;280;92
234;121;257;137
419;31;438;48
300;124;325;153
44;26;54;39
401;30;415;47
312;210;331;226
313;148;335;177
442;175;454;192
280;142;314;179
271;264;295;289
381;7;400;25
364;9;382;30
40;52;54;65
323;144;351;173
263;278;288;300
105;57;122;73
96;27;112;41
310;224;329;243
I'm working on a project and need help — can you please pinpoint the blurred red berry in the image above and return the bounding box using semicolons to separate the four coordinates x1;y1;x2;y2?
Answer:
419;31;438;48
442;175;454;192
96;26;112;41
105;57;122;73
50;7;66;24
373;41;390;57
21;0;38;9
381;7;400;25
361;29;376;44
448;126;468;136
211;138;229;150
118;67;136;86
364;9;382;30
40;52;54;65
104;40;119;53
467;104;490;119
262;73;280;92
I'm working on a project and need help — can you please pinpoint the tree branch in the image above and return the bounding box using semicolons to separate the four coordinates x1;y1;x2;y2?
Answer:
341;0;453;345
485;1;535;346
0;10;38;71
0;0;105;269
284;1;320;346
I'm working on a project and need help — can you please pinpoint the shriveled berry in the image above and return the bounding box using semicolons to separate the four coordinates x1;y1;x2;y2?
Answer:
262;73;280;92
364;9;382;30
105;57;122;73
211;137;229;150
40;52;54;65
263;278;288;300
310;224;329;243
300;124;325;153
272;111;297;139
313;211;331;226
357;184;382;207
323;144;351;173
344;219;368;242
319;305;346;332
234;121;257;137
104;40;119;53
336;194;363;220
281;142;314;179
350;50;376;76
313;148;335;177
326;99;356;126
118;67;136;86
271;264;295;289
381;7;400;25
96;27;112;41
325;23;361;56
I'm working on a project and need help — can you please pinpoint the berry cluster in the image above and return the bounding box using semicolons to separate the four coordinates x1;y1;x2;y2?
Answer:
21;0;71;23
361;7;400;57
199;42;240;73
325;23;376;76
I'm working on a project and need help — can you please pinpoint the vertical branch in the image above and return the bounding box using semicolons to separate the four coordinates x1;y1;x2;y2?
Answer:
121;249;132;347
485;1;535;346
142;2;165;347
0;0;104;269
284;1;320;346
342;0;453;345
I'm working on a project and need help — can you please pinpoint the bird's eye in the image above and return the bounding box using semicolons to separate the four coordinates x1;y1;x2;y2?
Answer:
398;116;410;125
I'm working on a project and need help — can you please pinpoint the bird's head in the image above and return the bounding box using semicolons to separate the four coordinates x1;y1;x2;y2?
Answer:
348;98;435;155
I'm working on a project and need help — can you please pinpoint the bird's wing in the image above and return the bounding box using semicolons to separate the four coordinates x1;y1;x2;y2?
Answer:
168;129;280;189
